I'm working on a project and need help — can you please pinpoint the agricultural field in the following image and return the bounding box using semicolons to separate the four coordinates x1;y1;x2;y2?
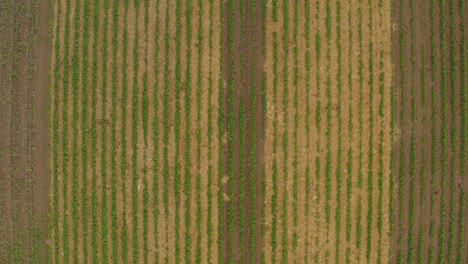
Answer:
0;0;467;263
392;0;468;263
0;0;50;263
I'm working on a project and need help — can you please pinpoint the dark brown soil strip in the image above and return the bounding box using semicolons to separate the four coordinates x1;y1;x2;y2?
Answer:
222;0;264;262
0;0;50;263
392;0;467;263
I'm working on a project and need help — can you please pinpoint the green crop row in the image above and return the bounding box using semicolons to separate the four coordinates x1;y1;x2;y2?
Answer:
80;0;91;261
207;0;215;261
131;2;140;262
335;2;343;262
184;0;194;260
162;0;171;261
428;0;436;262
304;0;311;262
152;0;161;261
250;0;258;261
356;3;364;262
217;0;224;262
292;0;300;255
142;0;149;262
226;0;235;261
174;0;182;261
271;31;279;264
281;0;290;262
407;0;416;261
71;0;81;262
196;0;204;261
313;2;322;262
51;0;62;262
459;0;466;260
438;0;448;262
346;1;354;263
122;3;130;262
447;1;458;262
61;0;72;262
377;50;385;263
366;0;376;262
396;1;406;262
111;0;120;259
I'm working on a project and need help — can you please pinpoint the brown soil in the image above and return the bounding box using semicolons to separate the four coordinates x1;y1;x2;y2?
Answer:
222;0;265;262
392;0;468;263
0;0;50;263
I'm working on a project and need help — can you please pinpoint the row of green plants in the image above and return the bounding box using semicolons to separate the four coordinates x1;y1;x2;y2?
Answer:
397;1;407;262
334;2;343;263
407;0;416;260
217;0;225;262
304;1;312;263
356;2;364;262
447;0;457;262
345;0;354;262
428;0;437;262
281;0;290;262
184;0;194;261
366;1;376;262
313;1;322;262
196;0;205;261
141;0;149;262
458;1;467;262
249;0;259;262
121;2;130;262
80;1;91;259
174;0;183;261
162;0;171;261
207;0;215;262
292;0;299;257
51;0;62;262
61;0;72;262
131;1;140;262
438;0;448;262
271;31;279;264
152;0;161;262
111;0;120;260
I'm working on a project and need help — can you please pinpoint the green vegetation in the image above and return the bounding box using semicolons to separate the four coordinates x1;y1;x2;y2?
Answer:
304;0;312;262
81;0;91;262
174;0;183;261
111;0;120;260
346;1;354;263
52;2;62;262
131;2;140;263
335;1;343;262
152;0;161;261
281;0;290;262
271;31;279;264
61;1;72;262
184;0;194;260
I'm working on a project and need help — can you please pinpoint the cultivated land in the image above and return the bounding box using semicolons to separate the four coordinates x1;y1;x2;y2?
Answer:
49;0;223;263
392;0;468;263
0;0;465;263
0;0;50;263
262;0;393;263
